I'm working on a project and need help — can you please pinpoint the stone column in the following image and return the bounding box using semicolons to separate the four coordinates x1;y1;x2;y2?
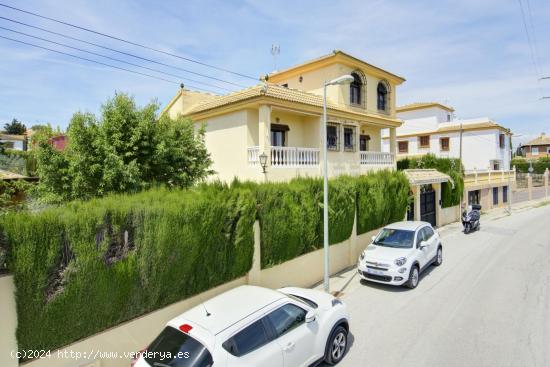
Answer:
435;183;442;227
0;275;18;367
258;104;271;179
414;186;421;221
545;168;549;197
248;221;262;286
527;174;533;201
389;127;397;155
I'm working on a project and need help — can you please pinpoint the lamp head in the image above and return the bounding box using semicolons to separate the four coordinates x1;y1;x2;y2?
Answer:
326;74;355;86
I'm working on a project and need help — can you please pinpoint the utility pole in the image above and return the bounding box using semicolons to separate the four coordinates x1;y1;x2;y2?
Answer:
459;121;464;208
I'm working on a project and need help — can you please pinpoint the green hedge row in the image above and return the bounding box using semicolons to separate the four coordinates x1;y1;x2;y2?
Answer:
398;154;464;208
231;171;409;268
511;157;550;174
1;170;410;354
0;187;255;354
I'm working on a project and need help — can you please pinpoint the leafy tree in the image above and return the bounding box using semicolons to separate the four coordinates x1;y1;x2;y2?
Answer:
34;93;212;202
3;118;27;135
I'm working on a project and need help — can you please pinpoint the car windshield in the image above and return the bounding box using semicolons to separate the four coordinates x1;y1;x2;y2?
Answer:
373;228;414;249
144;326;213;367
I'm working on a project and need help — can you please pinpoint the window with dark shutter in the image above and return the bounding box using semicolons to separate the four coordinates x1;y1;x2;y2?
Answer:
440;137;450;151
419;135;430;148
398;141;408;153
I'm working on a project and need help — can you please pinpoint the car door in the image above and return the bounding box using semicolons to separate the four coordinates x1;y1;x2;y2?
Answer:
415;227;429;269
224;317;284;367
266;303;317;367
423;226;438;261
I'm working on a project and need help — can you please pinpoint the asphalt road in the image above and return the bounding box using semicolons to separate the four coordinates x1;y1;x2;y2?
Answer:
329;203;550;367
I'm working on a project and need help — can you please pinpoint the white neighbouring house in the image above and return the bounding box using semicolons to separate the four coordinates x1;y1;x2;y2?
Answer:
382;102;512;171
382;102;515;209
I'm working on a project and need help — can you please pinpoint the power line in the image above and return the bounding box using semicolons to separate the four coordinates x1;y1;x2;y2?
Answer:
517;0;544;99
0;16;246;89
0;2;258;81
0;25;233;92
0;34;220;93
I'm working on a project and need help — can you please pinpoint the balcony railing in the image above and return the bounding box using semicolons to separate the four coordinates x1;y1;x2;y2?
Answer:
248;146;260;166
271;146;320;167
360;151;394;166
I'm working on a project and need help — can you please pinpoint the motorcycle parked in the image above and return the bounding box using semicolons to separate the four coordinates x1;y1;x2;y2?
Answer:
462;204;481;234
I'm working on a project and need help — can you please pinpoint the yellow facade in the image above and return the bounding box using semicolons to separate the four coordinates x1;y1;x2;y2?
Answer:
163;51;405;182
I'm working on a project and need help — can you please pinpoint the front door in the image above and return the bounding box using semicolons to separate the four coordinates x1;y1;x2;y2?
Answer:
359;134;370;151
420;186;436;227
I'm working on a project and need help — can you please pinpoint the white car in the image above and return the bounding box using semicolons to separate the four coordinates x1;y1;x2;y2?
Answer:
133;285;350;367
357;221;442;289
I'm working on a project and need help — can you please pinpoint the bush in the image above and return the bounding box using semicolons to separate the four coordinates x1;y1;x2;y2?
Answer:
356;170;410;234
0;187;255;354
511;157;550;174
400;154;464;208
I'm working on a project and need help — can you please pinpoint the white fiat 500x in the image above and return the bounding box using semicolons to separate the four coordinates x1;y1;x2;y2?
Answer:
357;221;442;289
132;285;350;367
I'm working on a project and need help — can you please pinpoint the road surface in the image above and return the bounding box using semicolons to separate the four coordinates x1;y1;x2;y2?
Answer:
327;203;550;367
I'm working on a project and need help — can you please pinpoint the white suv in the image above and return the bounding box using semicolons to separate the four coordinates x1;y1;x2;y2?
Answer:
357;221;442;289
133;285;350;367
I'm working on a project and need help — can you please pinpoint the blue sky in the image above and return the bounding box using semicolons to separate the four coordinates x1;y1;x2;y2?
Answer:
0;0;548;145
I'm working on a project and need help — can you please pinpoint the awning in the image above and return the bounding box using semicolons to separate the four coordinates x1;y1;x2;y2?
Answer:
404;169;452;186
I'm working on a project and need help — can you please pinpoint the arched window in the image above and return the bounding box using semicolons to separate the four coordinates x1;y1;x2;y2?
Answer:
377;82;388;111
350;73;362;105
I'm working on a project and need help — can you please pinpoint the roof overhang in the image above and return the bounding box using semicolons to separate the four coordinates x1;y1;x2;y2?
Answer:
268;50;406;85
404;169;452;186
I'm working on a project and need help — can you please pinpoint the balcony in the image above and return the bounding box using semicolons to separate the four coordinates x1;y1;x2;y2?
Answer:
360;151;394;166
248;146;320;167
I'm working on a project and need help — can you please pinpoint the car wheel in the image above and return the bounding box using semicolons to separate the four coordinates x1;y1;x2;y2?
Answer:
434;247;443;266
406;265;419;289
324;326;347;365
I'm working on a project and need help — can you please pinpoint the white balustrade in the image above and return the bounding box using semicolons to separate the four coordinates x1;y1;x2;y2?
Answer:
247;146;260;166
271;146;320;167
360;151;395;166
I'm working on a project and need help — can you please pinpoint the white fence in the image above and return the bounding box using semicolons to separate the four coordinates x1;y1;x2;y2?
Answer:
247;146;260;166
360;151;394;166
271;146;320;167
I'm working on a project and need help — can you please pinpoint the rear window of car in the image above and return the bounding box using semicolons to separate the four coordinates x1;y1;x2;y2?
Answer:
144;326;213;367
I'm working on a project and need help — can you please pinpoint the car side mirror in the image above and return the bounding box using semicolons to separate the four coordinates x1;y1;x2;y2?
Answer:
305;310;317;323
420;241;428;249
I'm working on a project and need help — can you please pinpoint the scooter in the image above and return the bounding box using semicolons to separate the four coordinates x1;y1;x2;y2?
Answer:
462;204;481;234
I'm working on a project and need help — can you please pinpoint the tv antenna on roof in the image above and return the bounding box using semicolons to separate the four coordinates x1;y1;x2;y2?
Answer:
271;44;280;71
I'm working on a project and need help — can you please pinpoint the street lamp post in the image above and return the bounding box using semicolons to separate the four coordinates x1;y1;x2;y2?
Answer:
322;74;354;293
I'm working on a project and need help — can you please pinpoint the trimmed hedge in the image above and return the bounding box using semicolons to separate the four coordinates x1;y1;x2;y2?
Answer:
398;154;464;208
511;157;550;174
1;170;410;354
356;170;410;235
252;176;356;268
0;187;255;354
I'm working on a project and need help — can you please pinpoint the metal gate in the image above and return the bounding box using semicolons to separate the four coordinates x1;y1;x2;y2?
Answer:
420;187;436;226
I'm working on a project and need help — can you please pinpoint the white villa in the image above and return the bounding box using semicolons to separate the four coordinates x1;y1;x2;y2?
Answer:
382;102;515;208
162;50;404;182
382;102;512;171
